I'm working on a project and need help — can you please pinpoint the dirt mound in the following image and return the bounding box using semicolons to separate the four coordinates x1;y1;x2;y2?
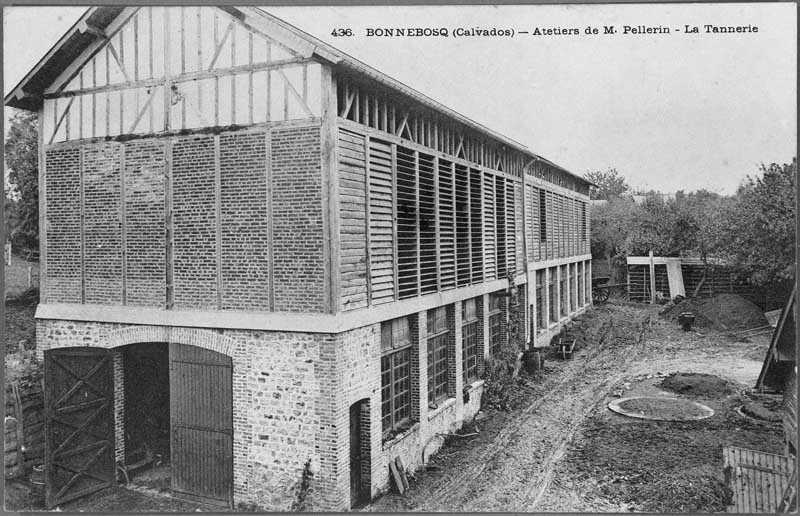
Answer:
659;373;737;398
702;294;768;330
660;294;767;331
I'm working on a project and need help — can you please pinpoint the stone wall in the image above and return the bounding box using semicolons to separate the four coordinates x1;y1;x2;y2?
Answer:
35;319;339;512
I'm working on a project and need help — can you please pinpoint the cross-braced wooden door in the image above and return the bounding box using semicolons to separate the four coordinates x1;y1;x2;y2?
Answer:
44;348;114;508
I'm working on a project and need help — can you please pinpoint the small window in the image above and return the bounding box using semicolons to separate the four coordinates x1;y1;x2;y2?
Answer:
427;306;450;405
381;317;412;437
462;298;480;384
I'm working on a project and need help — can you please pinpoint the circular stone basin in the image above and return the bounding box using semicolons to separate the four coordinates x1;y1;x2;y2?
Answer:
608;396;714;422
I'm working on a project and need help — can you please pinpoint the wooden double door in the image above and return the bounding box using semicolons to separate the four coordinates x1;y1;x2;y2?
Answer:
44;343;233;508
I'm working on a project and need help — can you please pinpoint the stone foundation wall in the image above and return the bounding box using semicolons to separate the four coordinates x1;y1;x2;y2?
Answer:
35;319;340;511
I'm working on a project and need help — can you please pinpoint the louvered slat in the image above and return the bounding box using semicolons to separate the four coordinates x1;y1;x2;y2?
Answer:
368;138;395;304
438;159;456;290
483;172;496;281
418;152;437;294
338;129;368;311
396;146;418;299
469;168;483;283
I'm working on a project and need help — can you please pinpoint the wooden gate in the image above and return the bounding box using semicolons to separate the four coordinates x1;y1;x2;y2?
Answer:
169;343;233;507
44;348;114;508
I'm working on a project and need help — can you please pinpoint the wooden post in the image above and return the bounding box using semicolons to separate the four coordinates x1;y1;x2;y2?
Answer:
649;250;656;304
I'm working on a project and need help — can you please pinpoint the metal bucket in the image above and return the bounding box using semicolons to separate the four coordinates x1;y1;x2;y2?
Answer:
29;464;45;503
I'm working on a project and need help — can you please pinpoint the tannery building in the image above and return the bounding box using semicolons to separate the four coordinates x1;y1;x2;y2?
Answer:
5;6;593;510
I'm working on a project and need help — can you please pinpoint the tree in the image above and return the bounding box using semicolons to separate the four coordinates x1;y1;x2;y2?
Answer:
584;168;630;200
4;110;38;251
715;158;796;285
590;196;642;281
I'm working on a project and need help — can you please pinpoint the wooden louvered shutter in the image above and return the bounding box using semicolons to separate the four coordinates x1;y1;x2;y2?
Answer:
418;153;437;294
494;175;506;278
368;138;395;304
514;181;525;273
455;164;470;287
525;185;534;262
396;146;418;299
338;129;368;311
505;178;516;274
438;159;456;290
469;168;483;284
483;172;496;281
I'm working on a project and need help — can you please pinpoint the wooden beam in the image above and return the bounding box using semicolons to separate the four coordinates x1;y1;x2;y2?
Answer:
207;21;234;70
365;134;372;306
120;146;127;305
48;97;75;145
45;7;139;94
278;68;313;117
126;86;157;134
165;139;174;309
107;41;131;83
320;64;339;313
48;58;310;100
215;135;222;309
340;87;356;119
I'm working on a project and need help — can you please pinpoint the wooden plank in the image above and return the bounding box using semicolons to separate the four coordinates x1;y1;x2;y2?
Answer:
389;459;405;494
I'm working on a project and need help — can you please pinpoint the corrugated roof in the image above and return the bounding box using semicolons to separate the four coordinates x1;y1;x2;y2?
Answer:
5;5;591;187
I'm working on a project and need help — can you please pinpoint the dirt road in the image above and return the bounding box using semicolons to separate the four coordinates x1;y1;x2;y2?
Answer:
366;302;780;512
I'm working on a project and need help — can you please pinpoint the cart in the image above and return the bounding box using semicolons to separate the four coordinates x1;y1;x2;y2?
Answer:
591;277;628;303
592;276;612;303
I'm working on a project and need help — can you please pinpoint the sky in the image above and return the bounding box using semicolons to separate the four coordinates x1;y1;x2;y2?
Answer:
3;3;797;195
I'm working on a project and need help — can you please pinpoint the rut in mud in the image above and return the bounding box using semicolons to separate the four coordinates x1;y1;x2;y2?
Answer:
365;302;780;513
367;304;653;512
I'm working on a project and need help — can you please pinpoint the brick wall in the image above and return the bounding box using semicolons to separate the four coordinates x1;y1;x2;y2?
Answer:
44;147;82;303
219;133;270;311
83;143;123;305
270;125;325;312
172;136;218;309
124;140;166;308
42;122;327;313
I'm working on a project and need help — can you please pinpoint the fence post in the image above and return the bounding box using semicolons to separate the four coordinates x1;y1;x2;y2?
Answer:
649;250;656;304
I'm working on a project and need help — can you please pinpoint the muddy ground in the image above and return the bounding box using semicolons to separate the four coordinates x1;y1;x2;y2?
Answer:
366;302;780;513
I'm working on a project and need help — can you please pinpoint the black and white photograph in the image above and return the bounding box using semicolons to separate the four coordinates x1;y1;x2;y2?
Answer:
3;2;797;513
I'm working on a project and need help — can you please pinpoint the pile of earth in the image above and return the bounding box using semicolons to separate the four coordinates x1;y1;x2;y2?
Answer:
658;372;738;398
739;394;783;422
660;294;768;331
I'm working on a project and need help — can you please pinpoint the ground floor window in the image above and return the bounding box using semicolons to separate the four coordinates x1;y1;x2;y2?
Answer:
536;270;546;331
549;267;558;323
570;263;578;313
381;317;412;436
578;262;585;306
427;306;450;405
462;297;480;384
488;293;504;355
560;265;568;317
